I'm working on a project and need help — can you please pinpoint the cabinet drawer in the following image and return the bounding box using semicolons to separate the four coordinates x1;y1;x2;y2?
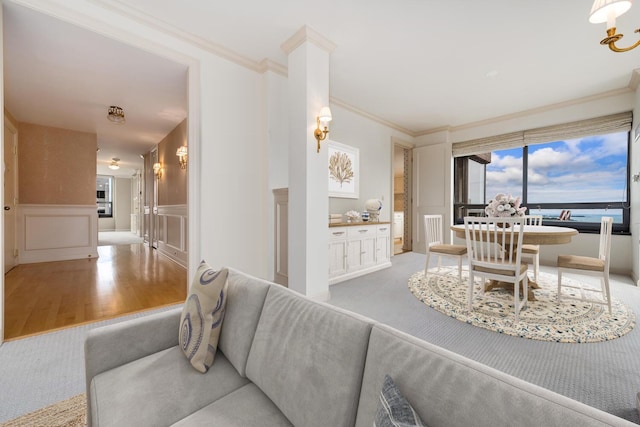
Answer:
347;225;375;238
376;224;390;235
329;227;348;240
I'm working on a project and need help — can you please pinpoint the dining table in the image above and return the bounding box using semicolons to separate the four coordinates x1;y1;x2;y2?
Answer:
450;223;579;300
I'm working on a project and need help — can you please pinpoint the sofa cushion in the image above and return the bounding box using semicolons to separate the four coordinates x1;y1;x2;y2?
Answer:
218;268;271;377
90;346;249;427
355;324;630;427
171;383;293;426
179;262;228;373
246;285;374;427
375;375;425;427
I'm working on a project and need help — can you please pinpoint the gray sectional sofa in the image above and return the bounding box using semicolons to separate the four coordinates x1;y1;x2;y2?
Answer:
85;268;634;426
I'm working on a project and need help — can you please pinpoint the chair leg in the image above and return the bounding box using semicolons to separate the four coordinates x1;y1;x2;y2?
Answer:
468;273;474;312
533;254;539;282
514;277;520;322
603;275;612;315
424;252;431;276
557;270;562;303
457;257;462;282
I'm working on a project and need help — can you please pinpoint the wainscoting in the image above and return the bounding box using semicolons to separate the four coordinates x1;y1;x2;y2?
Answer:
156;204;187;267
18;204;98;264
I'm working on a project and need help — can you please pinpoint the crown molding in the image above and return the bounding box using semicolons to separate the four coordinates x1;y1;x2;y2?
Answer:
329;97;416;137
257;58;288;77
280;25;337;55
86;0;265;73
417;87;635;136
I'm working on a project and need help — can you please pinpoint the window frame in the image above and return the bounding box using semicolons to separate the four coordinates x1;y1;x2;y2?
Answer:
454;134;631;234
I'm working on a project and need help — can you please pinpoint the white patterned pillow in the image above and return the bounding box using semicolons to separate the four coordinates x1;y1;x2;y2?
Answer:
179;261;229;373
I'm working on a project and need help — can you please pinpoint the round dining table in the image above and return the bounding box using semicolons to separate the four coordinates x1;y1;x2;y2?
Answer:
449;223;579;300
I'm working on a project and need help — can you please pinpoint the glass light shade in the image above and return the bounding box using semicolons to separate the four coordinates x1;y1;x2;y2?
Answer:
107;106;126;124
319;106;332;123
108;158;120;170
176;146;188;157
589;0;632;24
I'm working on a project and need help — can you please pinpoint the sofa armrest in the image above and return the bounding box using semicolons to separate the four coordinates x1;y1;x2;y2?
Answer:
85;307;182;389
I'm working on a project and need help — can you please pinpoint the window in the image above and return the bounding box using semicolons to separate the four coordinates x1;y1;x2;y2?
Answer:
454;131;630;233
97;175;113;218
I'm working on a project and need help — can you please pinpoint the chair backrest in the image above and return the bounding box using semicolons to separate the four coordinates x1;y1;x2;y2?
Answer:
598;217;614;270
463;216;525;275
523;214;542;226
423;214;444;248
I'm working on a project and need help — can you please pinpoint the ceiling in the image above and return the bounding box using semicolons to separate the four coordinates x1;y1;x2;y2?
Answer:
4;1;640;176
3;2;188;177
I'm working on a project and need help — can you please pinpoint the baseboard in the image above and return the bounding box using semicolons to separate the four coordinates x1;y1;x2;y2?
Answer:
329;261;392;285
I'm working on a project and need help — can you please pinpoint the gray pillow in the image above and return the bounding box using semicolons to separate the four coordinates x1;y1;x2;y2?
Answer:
179;261;228;373
375;375;426;427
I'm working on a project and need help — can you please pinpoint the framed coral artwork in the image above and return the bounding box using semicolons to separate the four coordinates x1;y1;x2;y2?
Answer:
328;140;359;198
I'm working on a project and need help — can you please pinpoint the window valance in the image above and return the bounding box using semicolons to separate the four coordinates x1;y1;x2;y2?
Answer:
452;111;632;158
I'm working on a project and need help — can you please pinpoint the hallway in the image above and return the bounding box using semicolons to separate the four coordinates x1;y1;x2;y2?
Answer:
3;244;187;340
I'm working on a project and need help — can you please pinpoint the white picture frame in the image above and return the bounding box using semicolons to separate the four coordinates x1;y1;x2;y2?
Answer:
328;140;359;199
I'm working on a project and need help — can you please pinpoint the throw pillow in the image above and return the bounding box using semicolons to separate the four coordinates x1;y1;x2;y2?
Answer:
374;374;426;427
179;261;229;373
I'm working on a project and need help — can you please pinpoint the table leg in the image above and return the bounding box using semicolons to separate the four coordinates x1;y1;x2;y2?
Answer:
485;276;537;301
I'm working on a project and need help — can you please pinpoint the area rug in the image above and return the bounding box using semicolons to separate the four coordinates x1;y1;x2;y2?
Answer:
408;267;635;343
0;394;85;427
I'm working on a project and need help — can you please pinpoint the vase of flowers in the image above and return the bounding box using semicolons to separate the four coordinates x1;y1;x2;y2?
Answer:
485;193;527;226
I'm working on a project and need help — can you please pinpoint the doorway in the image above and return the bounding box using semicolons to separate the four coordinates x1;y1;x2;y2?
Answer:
393;143;412;255
4;119;17;273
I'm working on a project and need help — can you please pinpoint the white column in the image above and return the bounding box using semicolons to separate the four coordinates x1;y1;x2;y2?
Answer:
283;26;335;300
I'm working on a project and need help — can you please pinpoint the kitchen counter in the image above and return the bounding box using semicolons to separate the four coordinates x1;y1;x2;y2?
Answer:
329;221;391;227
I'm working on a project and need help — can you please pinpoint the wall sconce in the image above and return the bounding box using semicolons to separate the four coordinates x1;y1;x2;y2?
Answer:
176;146;188;169
313;106;332;153
153;162;162;179
590;0;640;52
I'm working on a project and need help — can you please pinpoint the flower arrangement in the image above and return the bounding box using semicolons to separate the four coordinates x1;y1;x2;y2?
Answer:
485;193;527;218
345;210;361;222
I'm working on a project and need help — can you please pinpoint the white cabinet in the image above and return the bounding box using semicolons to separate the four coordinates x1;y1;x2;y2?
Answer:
328;222;392;284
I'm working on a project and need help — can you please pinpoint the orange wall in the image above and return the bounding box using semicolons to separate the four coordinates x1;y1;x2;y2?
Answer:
18;122;97;205
157;119;187;206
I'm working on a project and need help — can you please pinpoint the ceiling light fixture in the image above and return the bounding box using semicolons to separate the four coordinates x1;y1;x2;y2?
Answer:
589;0;640;52
313;106;332;153
108;158;120;170
107;106;126;124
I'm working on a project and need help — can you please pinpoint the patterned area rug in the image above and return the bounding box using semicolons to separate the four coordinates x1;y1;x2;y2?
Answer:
408;267;635;343
0;394;85;427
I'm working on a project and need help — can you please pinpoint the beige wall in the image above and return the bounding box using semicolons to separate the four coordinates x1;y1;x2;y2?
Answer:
157;119;187;206
18;122;96;205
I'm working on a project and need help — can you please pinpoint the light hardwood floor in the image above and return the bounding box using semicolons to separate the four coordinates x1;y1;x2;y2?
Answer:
3;244;187;340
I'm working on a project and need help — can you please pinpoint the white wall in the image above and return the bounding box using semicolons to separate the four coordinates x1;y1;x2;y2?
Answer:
328;104;413;223
114;177;132;231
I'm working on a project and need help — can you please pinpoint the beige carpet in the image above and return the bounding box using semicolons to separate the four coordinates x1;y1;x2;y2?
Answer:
0;394;85;427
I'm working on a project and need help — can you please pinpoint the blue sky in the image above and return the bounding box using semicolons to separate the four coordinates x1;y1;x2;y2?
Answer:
486;132;628;204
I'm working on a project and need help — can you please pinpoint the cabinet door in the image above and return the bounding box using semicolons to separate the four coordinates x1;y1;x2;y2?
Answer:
347;238;363;271
376;225;391;263
361;235;377;268
328;240;348;277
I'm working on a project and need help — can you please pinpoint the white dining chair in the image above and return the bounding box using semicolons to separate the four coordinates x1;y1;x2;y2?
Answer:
557;216;613;314
423;214;467;282
522;214;543;282
464;216;528;321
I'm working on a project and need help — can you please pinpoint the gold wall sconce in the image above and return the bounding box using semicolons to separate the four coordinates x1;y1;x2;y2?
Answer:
153;162;163;179
176;146;188;169
590;0;640;52
313;106;332;153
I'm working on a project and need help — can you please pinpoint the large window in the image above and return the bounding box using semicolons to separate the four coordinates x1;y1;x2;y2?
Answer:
455;131;630;233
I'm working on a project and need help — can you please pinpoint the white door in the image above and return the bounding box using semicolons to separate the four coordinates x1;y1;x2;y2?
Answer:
3;119;17;273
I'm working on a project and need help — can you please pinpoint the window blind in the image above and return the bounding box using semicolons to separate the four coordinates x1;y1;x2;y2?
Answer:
452;111;632;157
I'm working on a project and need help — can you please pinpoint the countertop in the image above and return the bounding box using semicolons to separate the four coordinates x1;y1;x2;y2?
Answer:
329;221;391;228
